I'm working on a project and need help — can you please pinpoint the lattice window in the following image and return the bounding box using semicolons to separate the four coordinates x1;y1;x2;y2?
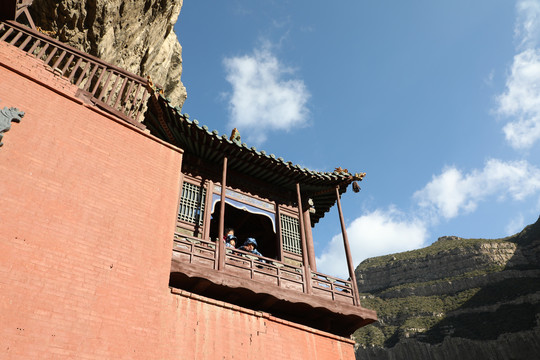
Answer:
178;182;206;226
280;214;302;255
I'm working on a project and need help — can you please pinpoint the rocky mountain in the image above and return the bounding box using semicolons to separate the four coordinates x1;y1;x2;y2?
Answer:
353;216;540;360
28;0;187;108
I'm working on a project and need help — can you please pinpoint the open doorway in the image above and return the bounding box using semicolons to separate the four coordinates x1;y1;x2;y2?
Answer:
210;202;278;260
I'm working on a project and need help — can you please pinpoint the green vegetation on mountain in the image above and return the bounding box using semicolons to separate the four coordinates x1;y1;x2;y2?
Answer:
353;217;540;356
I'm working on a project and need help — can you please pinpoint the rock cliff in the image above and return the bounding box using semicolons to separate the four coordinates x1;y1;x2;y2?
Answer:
28;0;187;108
354;217;540;360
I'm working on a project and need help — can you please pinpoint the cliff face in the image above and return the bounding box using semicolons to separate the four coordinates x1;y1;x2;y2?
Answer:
29;0;187;108
354;217;540;360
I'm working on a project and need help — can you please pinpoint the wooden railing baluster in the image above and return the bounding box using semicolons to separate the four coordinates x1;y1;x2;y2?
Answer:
18;33;31;49
114;77;129;109
35;42;49;59
83;63;99;91
90;66;106;95
51;49;67;70
68;57;83;82
97;69;113;100
106;73;122;105
44;46;58;65
0;27;14;41
122;80;136;112
1;20;151;125
75;61;90;86
61;53;75;75
27;38;40;54
8;30;22;44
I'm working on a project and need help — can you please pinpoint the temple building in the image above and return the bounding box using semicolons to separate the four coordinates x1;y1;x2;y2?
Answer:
146;90;376;336
0;2;376;358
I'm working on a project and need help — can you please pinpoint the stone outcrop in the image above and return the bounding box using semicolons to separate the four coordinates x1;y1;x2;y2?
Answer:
354;217;540;360
356;241;519;294
28;0;187;108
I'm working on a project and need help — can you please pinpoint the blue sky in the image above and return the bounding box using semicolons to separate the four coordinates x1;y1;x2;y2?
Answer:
175;0;540;278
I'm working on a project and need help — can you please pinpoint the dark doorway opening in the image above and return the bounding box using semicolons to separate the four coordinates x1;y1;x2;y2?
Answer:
210;202;278;260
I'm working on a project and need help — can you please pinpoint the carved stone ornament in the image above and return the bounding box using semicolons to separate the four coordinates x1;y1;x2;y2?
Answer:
0;101;24;147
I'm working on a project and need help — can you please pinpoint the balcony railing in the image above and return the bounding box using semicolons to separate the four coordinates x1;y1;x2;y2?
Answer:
172;233;356;306
0;20;150;126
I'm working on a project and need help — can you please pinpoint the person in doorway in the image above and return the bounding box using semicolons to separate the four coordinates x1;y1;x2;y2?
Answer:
225;234;237;248
223;227;235;240
239;237;264;260
222;227;235;245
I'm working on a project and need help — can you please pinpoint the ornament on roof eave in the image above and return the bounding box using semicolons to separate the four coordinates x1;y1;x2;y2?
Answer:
145;76;176;144
334;167;366;193
334;167;349;174
146;75;164;97
334;167;366;180
230;128;241;143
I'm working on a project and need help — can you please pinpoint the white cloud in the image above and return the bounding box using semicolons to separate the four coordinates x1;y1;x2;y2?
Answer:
414;159;540;221
316;159;540;278
498;49;540;149
515;0;540;49
223;44;310;144
316;208;428;278
497;0;540;149
505;214;525;235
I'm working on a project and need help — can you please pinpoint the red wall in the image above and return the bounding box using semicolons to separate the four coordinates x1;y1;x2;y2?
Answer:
0;41;356;359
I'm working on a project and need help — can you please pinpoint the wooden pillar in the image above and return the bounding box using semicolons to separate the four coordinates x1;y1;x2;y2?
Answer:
276;205;284;262
202;180;214;241
303;208;317;272
296;183;312;294
217;157;228;270
335;186;361;306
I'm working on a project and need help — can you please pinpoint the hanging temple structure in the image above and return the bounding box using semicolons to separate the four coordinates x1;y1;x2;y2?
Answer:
0;1;376;358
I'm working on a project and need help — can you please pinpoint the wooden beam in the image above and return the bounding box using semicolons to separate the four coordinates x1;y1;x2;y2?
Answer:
170;258;377;322
217;156;228;270
335;186;361;306
15;7;36;30
202;180;214;240
276;206;284;262
303;207;316;271
296;183;312;295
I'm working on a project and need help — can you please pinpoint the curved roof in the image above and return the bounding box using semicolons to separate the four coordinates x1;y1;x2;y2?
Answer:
144;90;365;224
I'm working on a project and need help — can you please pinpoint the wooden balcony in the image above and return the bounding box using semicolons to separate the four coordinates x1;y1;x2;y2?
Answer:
169;234;377;337
0;20;150;128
